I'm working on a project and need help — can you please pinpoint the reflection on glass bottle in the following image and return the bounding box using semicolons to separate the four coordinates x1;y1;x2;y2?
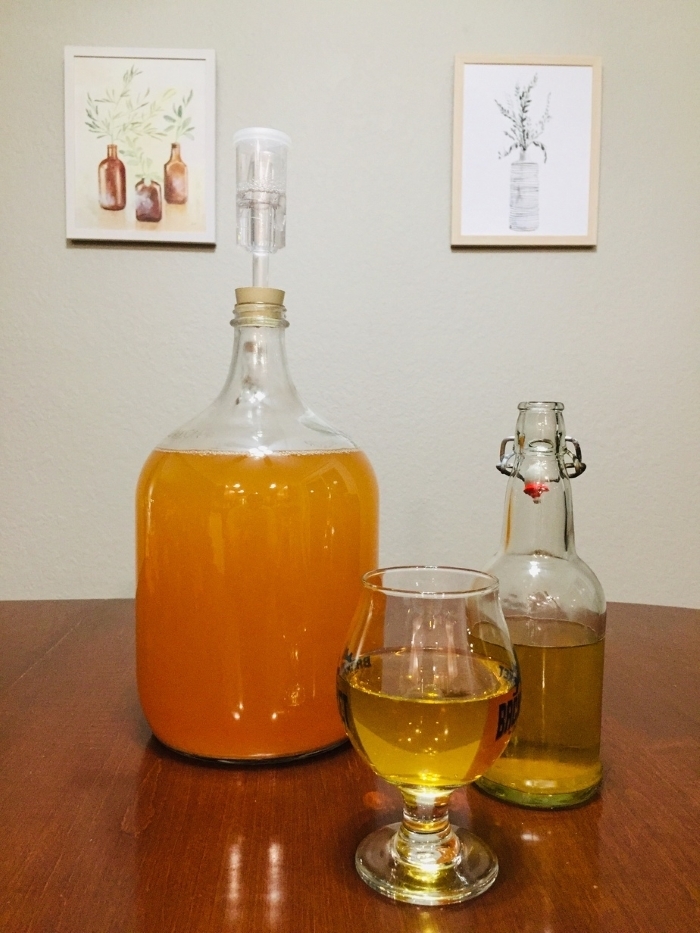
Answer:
164;143;188;204
477;401;606;809
135;179;162;222
98;144;126;211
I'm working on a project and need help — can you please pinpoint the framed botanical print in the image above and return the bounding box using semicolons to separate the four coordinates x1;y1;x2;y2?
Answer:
65;47;216;244
452;56;602;246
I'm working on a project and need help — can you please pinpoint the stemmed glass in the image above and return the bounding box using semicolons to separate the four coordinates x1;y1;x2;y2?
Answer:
337;566;519;905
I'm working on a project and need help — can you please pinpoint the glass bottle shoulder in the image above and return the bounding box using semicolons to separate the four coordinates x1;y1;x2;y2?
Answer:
156;319;360;455
487;550;606;638
157;394;359;455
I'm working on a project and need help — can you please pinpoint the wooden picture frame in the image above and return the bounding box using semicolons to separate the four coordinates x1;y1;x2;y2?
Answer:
452;55;602;247
65;47;216;244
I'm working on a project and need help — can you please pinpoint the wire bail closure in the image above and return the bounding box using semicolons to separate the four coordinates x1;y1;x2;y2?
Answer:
497;436;587;478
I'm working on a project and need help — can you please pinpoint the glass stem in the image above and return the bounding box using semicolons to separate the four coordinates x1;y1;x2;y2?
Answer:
392;791;461;871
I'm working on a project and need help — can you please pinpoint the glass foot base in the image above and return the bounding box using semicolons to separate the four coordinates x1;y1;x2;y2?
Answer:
475;774;600;809
355;823;498;905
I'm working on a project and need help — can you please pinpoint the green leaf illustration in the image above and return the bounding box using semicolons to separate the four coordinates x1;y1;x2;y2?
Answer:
495;74;551;162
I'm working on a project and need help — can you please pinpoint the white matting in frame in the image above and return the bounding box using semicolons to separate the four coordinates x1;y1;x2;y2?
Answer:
452;56;602;247
65;47;216;244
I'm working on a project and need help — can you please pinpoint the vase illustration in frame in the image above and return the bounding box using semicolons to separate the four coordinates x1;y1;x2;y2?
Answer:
164;143;188;205
65;46;215;244
509;160;539;232
98;144;126;211
451;55;602;247
494;72;551;233
135;178;163;222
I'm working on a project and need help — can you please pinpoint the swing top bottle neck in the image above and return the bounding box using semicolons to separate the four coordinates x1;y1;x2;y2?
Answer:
514;400;564;452
497;402;584;560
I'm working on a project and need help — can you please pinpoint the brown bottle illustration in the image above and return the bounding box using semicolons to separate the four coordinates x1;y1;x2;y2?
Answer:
164;143;188;204
98;144;126;211
135;179;163;222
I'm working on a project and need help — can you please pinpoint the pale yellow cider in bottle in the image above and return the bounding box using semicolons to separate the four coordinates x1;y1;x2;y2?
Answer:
482;618;604;798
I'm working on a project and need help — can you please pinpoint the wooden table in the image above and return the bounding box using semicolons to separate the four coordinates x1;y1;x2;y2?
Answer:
1;601;698;932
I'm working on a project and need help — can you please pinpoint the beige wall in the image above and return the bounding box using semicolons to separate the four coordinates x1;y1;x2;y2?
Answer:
1;1;698;606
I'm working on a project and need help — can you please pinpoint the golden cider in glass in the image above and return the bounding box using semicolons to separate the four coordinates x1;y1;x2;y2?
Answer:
338;568;519;904
338;648;517;789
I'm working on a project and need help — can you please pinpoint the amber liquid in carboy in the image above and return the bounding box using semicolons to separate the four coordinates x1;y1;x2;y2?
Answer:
136;447;378;760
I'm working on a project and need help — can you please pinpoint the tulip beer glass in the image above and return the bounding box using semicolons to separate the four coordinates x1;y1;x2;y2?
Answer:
337;567;519;904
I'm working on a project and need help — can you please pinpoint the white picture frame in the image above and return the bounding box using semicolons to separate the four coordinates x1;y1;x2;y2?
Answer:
65;46;216;244
452;55;602;247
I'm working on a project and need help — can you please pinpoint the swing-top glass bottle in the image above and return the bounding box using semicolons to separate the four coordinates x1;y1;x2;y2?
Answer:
476;401;605;808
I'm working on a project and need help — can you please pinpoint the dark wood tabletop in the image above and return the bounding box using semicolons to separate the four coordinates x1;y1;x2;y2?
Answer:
1;600;698;933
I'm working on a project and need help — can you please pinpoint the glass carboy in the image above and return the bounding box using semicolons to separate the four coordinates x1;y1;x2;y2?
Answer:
476;401;605;808
135;129;379;761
